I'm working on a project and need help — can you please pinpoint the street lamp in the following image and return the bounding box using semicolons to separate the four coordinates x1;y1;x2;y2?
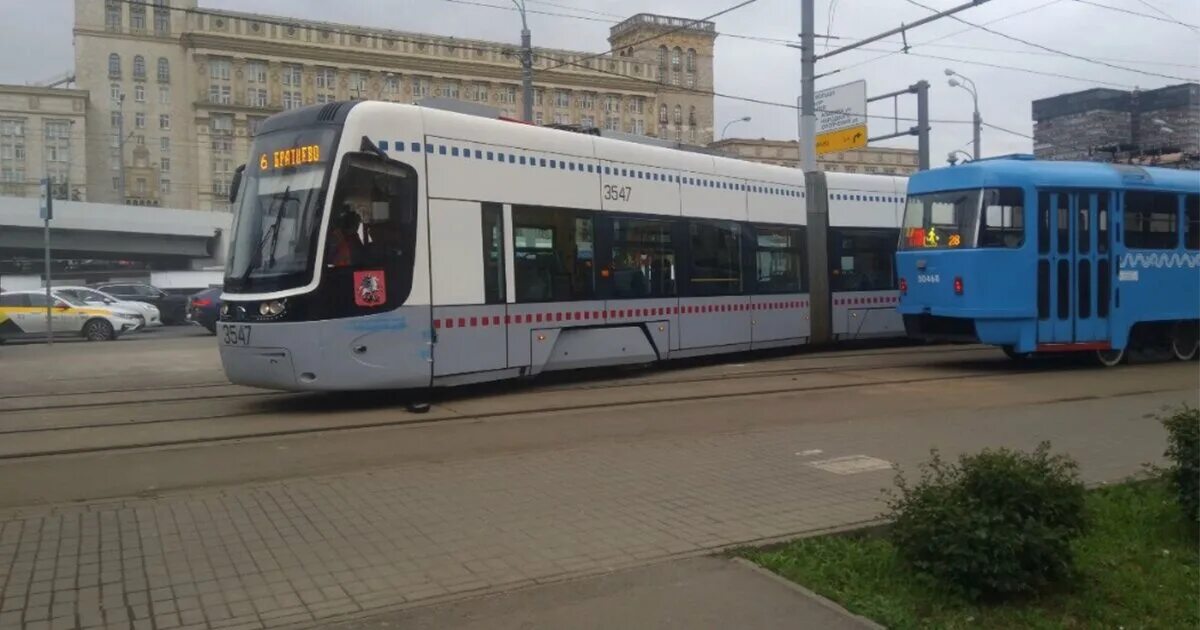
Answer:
945;68;981;160
721;116;751;139
513;0;533;123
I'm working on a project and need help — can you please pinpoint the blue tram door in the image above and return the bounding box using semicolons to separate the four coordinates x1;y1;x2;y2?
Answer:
1037;190;1109;345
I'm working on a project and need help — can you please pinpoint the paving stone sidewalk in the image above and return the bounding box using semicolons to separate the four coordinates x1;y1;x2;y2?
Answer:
0;390;1180;630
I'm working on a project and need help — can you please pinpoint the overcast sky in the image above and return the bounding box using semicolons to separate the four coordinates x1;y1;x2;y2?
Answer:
1;0;1197;163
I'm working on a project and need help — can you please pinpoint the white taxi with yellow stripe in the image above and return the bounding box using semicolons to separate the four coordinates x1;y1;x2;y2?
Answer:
0;291;143;343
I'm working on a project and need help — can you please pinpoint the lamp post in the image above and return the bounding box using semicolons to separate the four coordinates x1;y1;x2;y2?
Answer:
721;116;751;139
513;0;533;123
945;68;981;160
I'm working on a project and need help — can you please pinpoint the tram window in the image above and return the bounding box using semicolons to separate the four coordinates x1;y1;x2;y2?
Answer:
1037;260;1050;320
1078;259;1091;319
1097;258;1110;318
1077;197;1090;254
326;154;419;311
1038;192;1050;254
1056;260;1070;320
755;226;806;294
481;203;505;304
1056;195;1070;255
611;218;676;298
830;228;896;292
979;188;1024;248
1186;194;1199;251
1124;191;1179;250
1097;194;1109;254
512;206;594;303
688;221;741;296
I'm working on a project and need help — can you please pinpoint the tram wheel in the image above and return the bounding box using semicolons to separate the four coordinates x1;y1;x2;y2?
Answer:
1094;347;1126;367
1001;345;1033;361
1170;321;1199;361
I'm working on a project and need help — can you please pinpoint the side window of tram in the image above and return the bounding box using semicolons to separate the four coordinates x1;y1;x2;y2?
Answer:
829;229;897;292
755;226;806;294
481;203;505;304
327;156;418;306
1186;194;1199;251
1124;191;1180;250
611;218;676;299
688;221;742;297
979;188;1024;248
512;206;595;303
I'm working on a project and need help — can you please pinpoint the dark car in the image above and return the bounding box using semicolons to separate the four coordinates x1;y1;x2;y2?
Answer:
92;282;189;325
187;287;222;334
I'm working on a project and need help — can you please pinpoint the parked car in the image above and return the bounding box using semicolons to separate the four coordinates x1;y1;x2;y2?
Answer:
91;282;188;324
0;291;143;342
187;287;222;334
53;286;162;328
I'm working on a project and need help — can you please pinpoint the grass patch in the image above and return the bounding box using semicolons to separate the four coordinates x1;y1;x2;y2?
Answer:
744;480;1198;629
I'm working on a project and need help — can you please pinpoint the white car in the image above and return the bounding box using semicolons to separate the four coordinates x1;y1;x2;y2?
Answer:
0;291;143;342
53;286;162;328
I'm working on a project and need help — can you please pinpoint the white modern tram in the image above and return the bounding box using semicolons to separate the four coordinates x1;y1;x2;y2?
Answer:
218;101;908;391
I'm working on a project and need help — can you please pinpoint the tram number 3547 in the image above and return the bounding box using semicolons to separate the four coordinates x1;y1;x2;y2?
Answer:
221;324;253;346
603;185;632;202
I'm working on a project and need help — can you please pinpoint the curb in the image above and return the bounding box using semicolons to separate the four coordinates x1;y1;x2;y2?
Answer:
731;557;888;630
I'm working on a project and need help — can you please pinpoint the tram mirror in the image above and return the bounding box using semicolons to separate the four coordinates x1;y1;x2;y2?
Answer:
229;164;245;204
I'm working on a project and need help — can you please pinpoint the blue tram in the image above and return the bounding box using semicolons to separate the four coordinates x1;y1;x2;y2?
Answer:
897;156;1199;365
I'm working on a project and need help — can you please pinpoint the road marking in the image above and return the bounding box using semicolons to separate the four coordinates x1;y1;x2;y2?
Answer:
796;449;824;457
808;455;893;475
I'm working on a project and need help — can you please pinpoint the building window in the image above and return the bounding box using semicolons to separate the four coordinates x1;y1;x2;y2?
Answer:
154;0;170;34
499;86;516;105
134;112;145;129
248;87;267;107
534;112;543;126
208;85;231;105
0;119;27;184
135;178;146;195
133;55;146;80
412;77;429;98
315;66;336;90
673;105;682;126
160;136;169;152
350;72;368;98
110;83;121;104
512;206;595;302
534;89;543;106
555;90;570;109
629;97;644;115
129;2;145;31
281;64;302;88
209;115;233;153
247;116;266;137
383;75;401;101
134;84;145;102
158;86;170;104
160;178;171;194
108;53;121;79
688;106;696;127
605;95;620;113
633;119;645;135
245;60;267;84
659;104;668;124
110;111;122;129
658;45;668;73
315;94;334;105
686;48;696;73
159;114;170;130
580;92;595;109
105;0;121;31
283;91;302;110
439;81;459;99
153;58;169;83
469;82;488;102
671;47;682;71
605;116;619;132
689;221;741;296
581;115;595;128
209;58;231;81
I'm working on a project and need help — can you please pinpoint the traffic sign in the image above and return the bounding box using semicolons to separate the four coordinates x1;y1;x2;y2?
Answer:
816;125;868;155
814;79;867;156
38;178;52;221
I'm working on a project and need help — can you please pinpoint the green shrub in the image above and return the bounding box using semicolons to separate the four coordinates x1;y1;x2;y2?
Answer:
885;442;1087;601
1161;406;1200;524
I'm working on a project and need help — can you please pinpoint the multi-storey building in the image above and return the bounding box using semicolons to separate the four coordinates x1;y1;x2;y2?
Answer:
72;1;716;211
708;137;919;175
0;84;88;200
1032;83;1199;166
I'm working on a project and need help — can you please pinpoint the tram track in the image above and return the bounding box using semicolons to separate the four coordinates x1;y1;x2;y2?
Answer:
2;355;1173;462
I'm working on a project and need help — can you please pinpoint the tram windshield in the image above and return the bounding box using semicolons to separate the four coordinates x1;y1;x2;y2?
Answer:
901;188;1025;250
225;128;337;293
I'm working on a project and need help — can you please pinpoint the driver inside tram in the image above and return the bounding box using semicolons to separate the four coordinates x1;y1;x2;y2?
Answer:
326;203;365;267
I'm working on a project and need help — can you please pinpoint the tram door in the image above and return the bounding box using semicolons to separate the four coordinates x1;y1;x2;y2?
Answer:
1037;190;1109;345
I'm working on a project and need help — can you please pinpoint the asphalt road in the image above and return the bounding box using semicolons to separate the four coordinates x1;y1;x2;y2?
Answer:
0;323;211;346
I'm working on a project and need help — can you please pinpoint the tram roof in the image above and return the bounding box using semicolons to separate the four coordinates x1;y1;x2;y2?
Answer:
908;156;1199;195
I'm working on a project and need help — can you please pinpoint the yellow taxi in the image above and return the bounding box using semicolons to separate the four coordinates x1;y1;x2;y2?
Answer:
0;290;143;343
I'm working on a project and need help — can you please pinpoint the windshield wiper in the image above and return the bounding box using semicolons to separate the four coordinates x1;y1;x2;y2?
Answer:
240;187;294;282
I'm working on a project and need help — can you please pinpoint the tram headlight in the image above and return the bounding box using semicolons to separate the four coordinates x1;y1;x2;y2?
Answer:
220;303;229;317
259;300;286;317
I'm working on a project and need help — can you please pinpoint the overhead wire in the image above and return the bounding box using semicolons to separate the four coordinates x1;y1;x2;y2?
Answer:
1071;0;1200;30
1129;0;1200;33
902;0;1199;82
